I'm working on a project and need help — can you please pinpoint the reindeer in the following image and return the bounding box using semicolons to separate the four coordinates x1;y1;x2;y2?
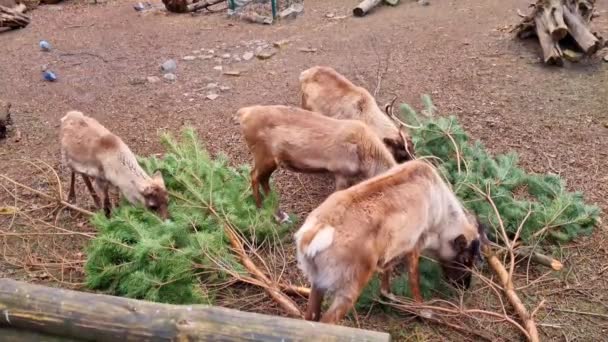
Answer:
237;105;397;208
295;160;485;324
299;65;414;163
60;111;169;219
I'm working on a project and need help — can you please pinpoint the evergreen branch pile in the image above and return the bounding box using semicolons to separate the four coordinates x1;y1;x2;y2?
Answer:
85;128;290;304
399;95;599;244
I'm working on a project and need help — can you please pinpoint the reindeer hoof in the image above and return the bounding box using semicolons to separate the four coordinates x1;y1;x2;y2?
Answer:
273;210;291;224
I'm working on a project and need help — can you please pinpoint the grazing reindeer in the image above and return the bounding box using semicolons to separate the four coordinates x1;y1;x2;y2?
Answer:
237;105;397;208
60;110;169;219
295;160;484;324
299;65;414;163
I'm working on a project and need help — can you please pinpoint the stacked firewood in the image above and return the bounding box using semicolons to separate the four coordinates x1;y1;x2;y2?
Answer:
0;0;30;30
516;0;606;65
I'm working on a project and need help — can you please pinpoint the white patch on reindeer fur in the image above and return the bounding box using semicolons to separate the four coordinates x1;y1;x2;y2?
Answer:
304;226;335;258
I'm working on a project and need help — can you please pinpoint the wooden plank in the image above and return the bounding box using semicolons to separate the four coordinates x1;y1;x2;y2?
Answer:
0;278;391;342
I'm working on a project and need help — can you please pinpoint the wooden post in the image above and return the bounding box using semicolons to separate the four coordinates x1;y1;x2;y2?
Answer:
353;0;382;17
0;278;391;341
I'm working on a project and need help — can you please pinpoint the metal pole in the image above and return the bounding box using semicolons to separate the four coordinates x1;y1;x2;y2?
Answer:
271;0;277;19
229;0;235;10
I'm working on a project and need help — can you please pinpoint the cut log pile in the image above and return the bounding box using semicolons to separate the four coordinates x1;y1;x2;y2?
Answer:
162;0;224;13
0;2;30;30
515;0;606;65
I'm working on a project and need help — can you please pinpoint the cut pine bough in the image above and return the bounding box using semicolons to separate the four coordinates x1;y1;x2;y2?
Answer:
514;0;607;65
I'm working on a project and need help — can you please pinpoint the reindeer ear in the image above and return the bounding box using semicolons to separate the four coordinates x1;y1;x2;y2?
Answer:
152;170;165;186
452;234;468;253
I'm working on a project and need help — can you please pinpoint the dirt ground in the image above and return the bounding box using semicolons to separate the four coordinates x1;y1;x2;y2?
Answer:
1;0;608;340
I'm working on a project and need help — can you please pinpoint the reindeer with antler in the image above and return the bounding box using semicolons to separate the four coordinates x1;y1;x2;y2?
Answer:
299;65;415;163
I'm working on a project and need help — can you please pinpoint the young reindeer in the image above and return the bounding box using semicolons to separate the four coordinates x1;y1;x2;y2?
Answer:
237;105;397;208
295;160;484;324
60;110;169;219
299;65;415;163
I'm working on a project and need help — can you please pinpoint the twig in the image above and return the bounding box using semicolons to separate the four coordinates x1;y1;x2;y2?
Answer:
550;307;608;319
0;174;94;216
484;245;540;342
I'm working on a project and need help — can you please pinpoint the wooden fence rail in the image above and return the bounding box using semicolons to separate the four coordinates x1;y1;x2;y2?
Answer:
0;278;391;341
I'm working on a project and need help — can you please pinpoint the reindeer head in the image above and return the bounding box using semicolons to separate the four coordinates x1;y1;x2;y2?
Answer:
440;217;486;290
383;98;415;163
143;170;169;220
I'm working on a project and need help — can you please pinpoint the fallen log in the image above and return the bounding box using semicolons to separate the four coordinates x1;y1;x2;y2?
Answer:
515;0;606;65
0;4;30;29
353;0;382;17
0;278;391;341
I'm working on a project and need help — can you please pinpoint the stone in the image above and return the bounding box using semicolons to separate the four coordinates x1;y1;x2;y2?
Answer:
219;86;231;92
213;66;223;71
161;59;177;72
279;3;304;19
256;48;277;60
242;52;254;61
221;53;231;59
563;49;583;62
603;55;608;63
192;49;201;54
418;0;429;6
199;55;214;60
182;55;197;61
163;73;177;81
206;83;218;89
273;39;290;48
208;49;215;54
147;76;160;83
128;77;147;85
206;93;219;100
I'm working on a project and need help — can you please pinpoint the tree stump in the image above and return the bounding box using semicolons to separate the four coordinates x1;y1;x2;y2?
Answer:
515;0;606;65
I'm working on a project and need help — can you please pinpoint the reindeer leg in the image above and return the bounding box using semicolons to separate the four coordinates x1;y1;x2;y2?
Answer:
95;179;112;218
334;175;350;191
320;267;374;324
406;248;423;303
305;284;325;322
67;171;76;203
251;157;277;208
81;175;101;209
380;269;396;301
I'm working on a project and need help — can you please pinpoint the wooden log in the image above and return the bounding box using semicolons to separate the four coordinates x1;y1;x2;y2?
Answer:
539;0;568;40
0;4;30;29
1;327;79;342
534;14;563;65
353;0;382;17
563;4;601;55
0;278;391;342
187;0;224;12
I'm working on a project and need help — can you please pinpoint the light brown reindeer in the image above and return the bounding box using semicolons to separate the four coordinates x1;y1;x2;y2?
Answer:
237;105;397;208
60;110;169;219
299;65;414;163
295;160;484;324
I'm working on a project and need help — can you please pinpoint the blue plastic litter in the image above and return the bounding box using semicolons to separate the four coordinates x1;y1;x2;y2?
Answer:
43;70;57;82
39;40;51;52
